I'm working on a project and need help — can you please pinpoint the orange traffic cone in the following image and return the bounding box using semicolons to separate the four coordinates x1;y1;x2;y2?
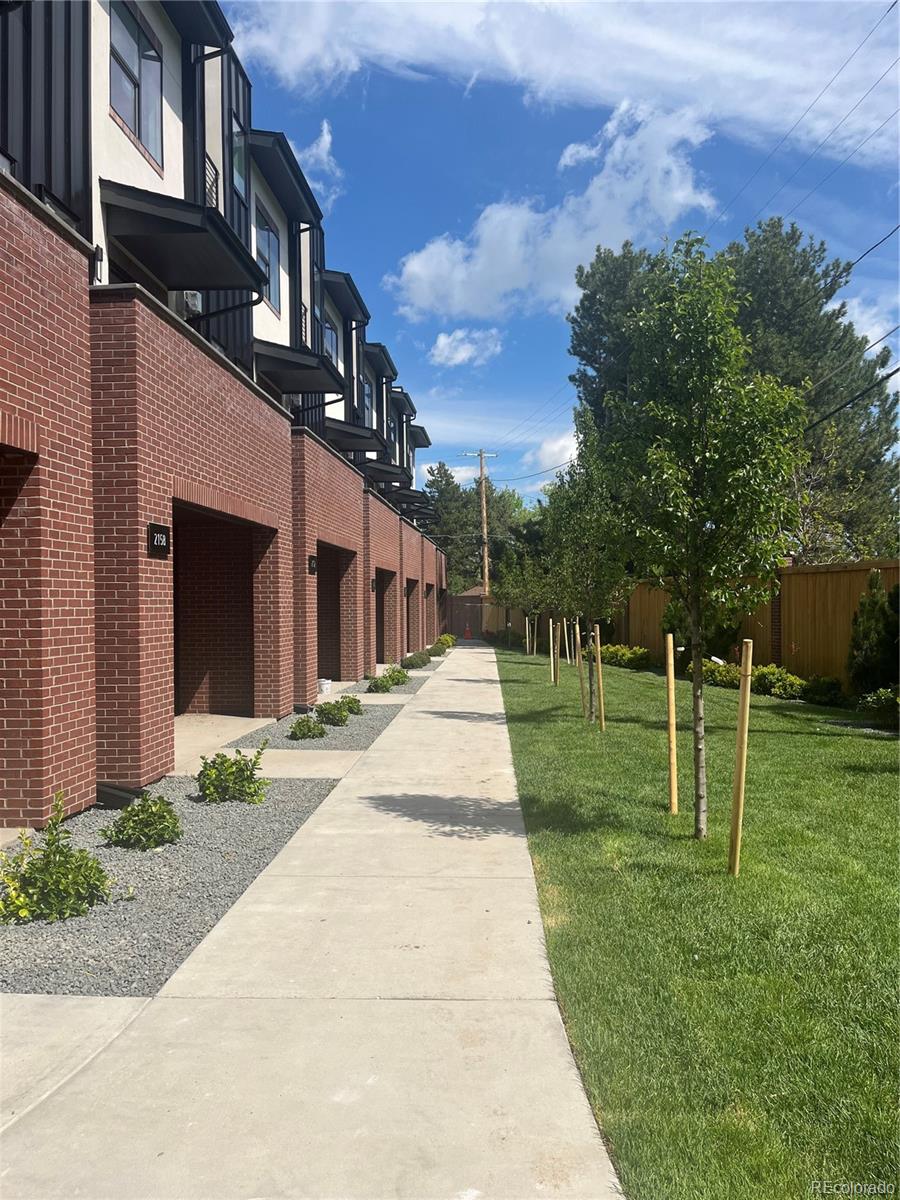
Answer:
464;623;472;640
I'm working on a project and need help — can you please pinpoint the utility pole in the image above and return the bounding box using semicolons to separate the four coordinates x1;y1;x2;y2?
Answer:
461;449;497;595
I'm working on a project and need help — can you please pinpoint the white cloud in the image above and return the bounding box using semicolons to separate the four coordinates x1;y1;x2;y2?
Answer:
429;328;503;367
522;431;577;473
417;462;479;485
385;103;715;321
233;3;898;165
839;294;899;350
294;119;344;214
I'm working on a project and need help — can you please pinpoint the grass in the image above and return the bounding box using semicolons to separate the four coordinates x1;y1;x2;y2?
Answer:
495;646;898;1200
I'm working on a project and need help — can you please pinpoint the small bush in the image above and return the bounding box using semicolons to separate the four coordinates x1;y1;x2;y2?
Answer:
197;743;269;805
602;644;653;670
856;687;899;729
701;659;741;688
401;651;431;669
102;794;182;850
847;572;898;695
751;664;804;700
316;700;349;726
367;675;394;693
438;633;456;648
801;675;845;708
288;715;326;740
340;695;363;716
384;665;410;686
427;642;446;657
0;795;111;924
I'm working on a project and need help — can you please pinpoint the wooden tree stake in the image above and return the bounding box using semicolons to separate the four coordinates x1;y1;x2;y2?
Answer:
563;618;571;664
665;632;678;814
548;618;555;682
554;619;562;685
524;613;530;656
574;620;588;718
728;638;754;877
593;623;606;732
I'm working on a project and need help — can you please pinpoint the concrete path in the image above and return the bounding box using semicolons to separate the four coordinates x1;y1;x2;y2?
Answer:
0;645;621;1199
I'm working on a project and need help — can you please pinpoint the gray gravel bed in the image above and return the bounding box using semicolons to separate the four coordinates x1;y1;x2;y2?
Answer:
349;673;428;695
229;704;405;751
0;776;335;997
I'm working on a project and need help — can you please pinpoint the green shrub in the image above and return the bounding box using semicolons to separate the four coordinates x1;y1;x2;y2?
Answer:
102;794;182;850
384;665;410;686
847;572;899;695
401;651;431;669
0;795;111;924
856;687;899;729
602;644;653;670
339;695;363;717
288;715;326;740
367;674;394;693
316;700;349;726
197;743;269;805
801;675;845;708
701;659;741;688
427;642;446;657
662;599;741;674
438;633;456;648
751;664;804;700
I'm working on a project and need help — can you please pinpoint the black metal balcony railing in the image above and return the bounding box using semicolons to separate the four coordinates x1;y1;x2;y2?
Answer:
204;154;219;209
298;301;308;347
294;395;326;436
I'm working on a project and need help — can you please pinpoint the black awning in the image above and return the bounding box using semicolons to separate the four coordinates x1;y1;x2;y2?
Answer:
390;387;416;417
248;131;321;224
101;180;266;292
364;342;398;381
409;424;431;449
161;1;232;47
390;488;431;506
363;459;408;484
254;339;346;394
324;418;386;453
324;270;370;321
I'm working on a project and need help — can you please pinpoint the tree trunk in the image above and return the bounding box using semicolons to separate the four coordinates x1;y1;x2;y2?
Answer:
690;589;707;839
587;625;597;722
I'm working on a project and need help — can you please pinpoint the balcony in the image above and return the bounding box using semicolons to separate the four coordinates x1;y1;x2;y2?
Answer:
204;154;219;209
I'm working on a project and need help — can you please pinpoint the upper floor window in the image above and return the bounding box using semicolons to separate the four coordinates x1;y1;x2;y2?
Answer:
363;377;373;426
256;203;280;312
387;413;397;446
231;113;248;203
109;2;162;164
323;321;338;365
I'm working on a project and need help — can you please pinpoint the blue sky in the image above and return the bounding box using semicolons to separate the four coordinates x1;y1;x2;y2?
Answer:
233;1;899;496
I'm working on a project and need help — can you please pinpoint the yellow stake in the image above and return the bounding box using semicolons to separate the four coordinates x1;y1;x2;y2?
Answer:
548;618;555;682
665;633;678;815
574;620;588;717
594;623;606;731
728;638;754;876
554;619;562;685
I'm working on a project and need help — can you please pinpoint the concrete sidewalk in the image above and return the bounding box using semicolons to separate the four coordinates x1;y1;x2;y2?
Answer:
0;645;621;1199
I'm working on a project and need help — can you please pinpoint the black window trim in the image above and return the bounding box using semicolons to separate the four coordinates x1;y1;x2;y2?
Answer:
255;198;281;314
109;0;164;168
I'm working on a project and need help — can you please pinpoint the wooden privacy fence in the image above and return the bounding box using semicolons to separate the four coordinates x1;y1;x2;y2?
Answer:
475;558;899;685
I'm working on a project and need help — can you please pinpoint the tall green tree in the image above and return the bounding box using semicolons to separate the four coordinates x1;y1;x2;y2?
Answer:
568;219;898;561
598;235;805;838
421;463;526;593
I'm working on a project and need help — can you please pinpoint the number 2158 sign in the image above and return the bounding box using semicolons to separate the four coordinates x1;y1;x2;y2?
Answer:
147;523;171;558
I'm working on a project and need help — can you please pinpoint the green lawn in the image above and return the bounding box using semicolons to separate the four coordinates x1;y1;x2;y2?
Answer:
495;646;898;1200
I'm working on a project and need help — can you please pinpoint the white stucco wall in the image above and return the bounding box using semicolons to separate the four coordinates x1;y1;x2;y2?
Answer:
203;51;225;215
250;164;290;346
90;0;185;282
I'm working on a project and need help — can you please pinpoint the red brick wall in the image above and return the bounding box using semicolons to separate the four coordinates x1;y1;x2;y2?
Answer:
401;520;425;653
91;287;293;790
0;182;95;826
292;431;365;704
365;491;402;669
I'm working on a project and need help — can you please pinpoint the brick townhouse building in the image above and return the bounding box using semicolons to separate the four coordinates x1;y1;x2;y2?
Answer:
0;0;446;827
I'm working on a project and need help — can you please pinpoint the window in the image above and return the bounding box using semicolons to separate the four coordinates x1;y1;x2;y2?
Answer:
387;413;397;446
363;377;373;426
323;321;338;365
231;113;248;202
255;203;280;312
109;1;162;164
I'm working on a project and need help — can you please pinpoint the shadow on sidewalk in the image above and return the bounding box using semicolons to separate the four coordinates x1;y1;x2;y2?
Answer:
365;792;524;839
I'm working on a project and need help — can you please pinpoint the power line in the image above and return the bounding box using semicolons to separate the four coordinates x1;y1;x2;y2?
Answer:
805;367;899;431
783;106;899;219
807;324;898;392
493;381;572;450
704;0;898;235
748;54;899;224
491;458;574;483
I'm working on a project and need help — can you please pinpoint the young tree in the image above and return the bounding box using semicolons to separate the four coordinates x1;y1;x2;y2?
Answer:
492;513;551;652
598;235;805;838
543;409;630;718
